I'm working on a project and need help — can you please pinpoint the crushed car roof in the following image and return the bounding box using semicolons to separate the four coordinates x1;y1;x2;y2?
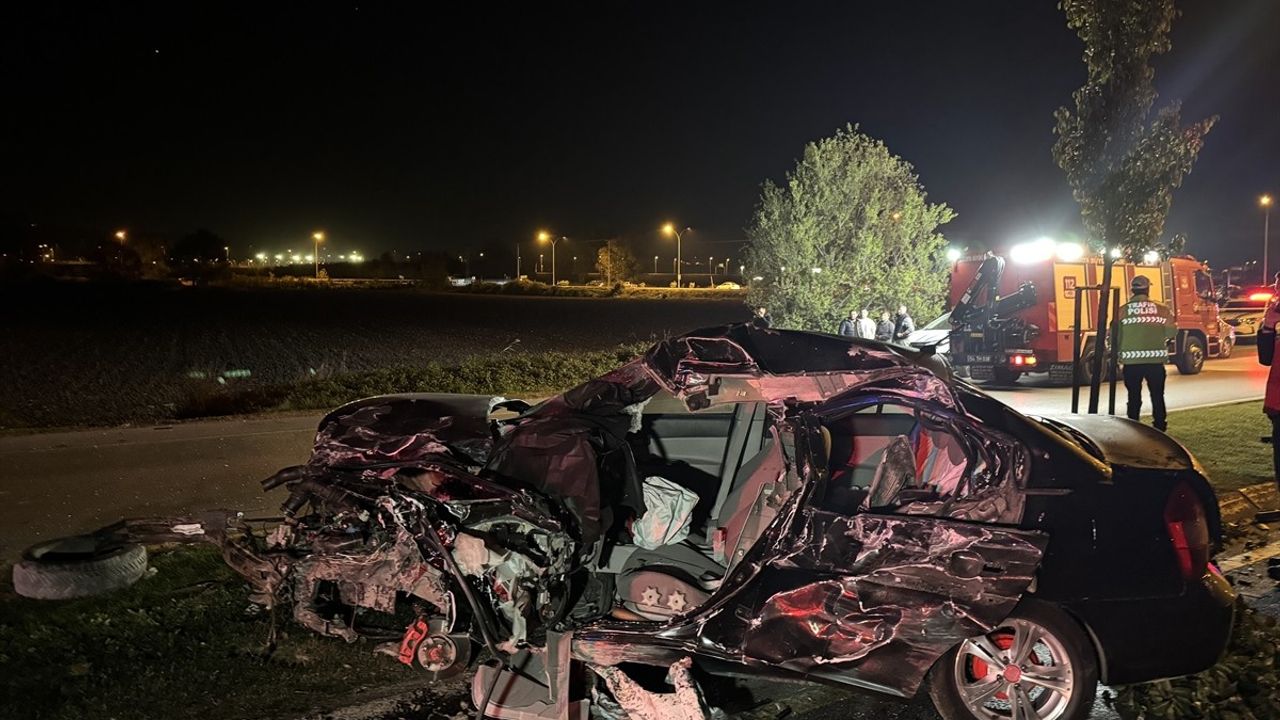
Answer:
639;324;959;411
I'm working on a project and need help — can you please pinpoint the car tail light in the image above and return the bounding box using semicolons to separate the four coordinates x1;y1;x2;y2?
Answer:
1249;291;1274;302
1164;481;1210;580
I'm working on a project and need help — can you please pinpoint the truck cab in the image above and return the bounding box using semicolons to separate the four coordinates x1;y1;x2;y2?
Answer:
945;243;1231;385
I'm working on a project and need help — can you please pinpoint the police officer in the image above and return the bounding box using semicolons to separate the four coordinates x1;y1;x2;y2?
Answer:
1117;275;1176;431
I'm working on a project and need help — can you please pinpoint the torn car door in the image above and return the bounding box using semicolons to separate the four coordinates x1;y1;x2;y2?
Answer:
696;413;1047;697
730;509;1048;696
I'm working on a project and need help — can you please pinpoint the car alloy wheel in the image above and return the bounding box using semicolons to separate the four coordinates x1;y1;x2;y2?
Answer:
952;618;1075;720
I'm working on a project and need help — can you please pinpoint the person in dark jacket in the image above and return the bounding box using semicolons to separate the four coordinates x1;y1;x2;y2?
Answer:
875;310;894;341
752;306;772;328
893;305;915;341
837;310;857;337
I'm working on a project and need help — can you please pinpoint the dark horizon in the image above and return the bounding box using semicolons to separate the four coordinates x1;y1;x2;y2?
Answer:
4;1;1278;273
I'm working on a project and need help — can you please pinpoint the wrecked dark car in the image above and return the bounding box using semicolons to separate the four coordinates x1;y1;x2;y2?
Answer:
33;324;1234;720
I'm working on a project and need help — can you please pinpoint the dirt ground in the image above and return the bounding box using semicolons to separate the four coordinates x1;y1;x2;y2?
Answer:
0;282;745;427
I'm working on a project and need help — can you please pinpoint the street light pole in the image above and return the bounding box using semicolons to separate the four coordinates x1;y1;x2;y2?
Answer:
653;255;658;274
312;232;324;278
662;223;686;288
1263;195;1274;284
537;231;562;286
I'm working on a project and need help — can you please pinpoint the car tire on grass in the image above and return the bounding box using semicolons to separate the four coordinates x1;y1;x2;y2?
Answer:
927;601;1098;720
12;535;148;600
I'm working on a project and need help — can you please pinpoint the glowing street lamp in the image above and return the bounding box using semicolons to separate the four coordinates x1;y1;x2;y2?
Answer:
1262;194;1273;284
537;231;562;285
114;230;127;242
311;231;324;278
653;255;659;273
661;223;688;288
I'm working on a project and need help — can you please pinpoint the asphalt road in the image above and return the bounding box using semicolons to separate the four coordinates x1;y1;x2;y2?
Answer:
0;354;1265;559
977;352;1266;416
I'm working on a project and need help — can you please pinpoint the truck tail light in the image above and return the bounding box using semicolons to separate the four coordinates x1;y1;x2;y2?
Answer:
1012;355;1024;366
1164;481;1210;581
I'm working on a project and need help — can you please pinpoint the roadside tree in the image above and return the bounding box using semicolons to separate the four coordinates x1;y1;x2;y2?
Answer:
596;239;639;285
743;125;955;331
1052;0;1215;411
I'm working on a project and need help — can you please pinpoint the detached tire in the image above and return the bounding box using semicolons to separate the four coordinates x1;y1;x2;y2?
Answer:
1176;336;1205;375
12;536;148;600
927;601;1098;720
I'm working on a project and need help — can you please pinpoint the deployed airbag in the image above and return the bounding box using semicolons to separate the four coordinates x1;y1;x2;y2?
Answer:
632;476;699;550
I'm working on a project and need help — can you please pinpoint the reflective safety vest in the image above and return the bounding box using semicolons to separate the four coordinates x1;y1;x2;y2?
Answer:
1116;294;1175;365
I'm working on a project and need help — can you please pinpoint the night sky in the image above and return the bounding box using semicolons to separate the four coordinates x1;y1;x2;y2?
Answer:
4;1;1278;271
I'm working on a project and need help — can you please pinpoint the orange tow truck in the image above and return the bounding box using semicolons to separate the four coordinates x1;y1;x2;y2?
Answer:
945;240;1233;384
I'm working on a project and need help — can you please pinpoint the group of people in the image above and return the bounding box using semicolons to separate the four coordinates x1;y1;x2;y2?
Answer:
837;305;915;343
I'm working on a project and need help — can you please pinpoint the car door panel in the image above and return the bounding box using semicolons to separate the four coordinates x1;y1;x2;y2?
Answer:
728;508;1047;695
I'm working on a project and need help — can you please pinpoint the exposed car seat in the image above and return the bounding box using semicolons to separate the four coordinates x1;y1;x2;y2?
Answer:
827;413;917;488
825;408;971;515
613;542;725;620
614;429;788;619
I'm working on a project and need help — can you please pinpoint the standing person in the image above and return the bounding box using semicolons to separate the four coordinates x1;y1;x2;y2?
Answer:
856;308;876;339
1258;276;1280;489
893;304;915;341
875;310;894;341
1117;275;1175;431
751;306;772;329
837;310;858;337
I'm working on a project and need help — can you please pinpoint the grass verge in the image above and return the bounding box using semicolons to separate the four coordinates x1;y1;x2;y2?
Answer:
178;345;647;420
1164;400;1272;493
0;546;444;720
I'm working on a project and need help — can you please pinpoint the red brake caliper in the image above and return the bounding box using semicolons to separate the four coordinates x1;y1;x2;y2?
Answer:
968;632;1016;701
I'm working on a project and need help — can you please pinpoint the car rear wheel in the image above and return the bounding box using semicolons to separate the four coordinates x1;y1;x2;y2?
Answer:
927;602;1098;720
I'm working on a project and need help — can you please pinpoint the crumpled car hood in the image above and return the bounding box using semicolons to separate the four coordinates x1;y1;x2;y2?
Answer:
1040;414;1197;471
311;393;500;467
